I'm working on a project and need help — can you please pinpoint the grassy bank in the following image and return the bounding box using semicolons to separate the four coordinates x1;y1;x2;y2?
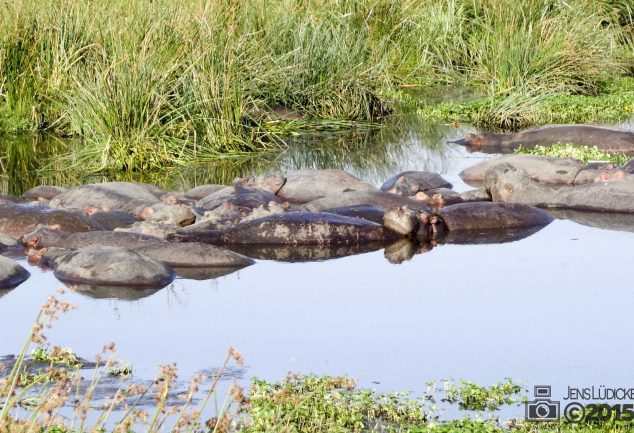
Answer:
0;0;632;171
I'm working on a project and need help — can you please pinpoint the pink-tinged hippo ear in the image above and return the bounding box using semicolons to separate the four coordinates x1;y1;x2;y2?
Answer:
413;191;430;202
140;207;155;219
282;202;290;209
84;207;99;216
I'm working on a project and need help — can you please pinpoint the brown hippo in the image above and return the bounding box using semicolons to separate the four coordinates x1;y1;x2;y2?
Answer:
0;204;102;240
380;171;452;197
22;226;254;269
23;185;67;201
302;190;431;213
435;202;554;231
168;212;402;246
53;246;175;287
234;173;286;194
460;154;583;186
485;164;634;212
184;184;227;200
453;125;634;154
276;169;376;204
0;256;30;289
195;185;283;212
49;182;163;213
321;205;387;224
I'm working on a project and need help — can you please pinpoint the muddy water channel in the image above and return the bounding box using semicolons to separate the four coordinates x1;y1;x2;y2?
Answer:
2;110;634;419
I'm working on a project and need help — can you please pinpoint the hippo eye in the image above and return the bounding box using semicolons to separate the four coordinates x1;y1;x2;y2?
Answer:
505;185;513;193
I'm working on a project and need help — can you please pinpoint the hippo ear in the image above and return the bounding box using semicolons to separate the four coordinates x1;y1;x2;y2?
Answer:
504;184;514;193
48;224;61;230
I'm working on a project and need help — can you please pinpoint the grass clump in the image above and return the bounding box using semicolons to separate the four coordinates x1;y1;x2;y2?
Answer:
420;78;634;129
515;143;632;165
1;0;633;169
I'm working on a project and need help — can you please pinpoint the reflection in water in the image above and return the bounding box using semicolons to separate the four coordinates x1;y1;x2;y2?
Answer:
546;209;634;233
68;283;165;301
171;266;246;281
439;226;547;245
227;242;388;262
0;113;472;194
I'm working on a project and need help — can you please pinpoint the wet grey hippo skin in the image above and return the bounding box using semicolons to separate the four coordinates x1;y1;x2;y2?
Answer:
195;185;283;212
53;246;175;287
184;184;226;200
168;212;402;246
87;210;139;230
453;124;634;154
485;164;634;212
234;173;286;194
320;205;387;224
380;171;452;197
49;182;164;213
302;190;431;213
436;202;554;231
0;204;102;239
0;256;30;289
276;169;376;204
22;226;255;268
23;185;67;201
460;154;584;186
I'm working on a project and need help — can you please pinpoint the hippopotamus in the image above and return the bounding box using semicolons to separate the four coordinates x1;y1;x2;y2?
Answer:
23;185;67;201
302;190;430;213
234;173;286;194
53;246;175;287
0;256;30;289
184;184;227;200
22;226;254;269
0;204;102;239
139;203;196;226
458;188;491;202
168;212;401;246
86;210;139;230
49;182;164;213
383;207;429;236
460;155;584;186
453;124;634;154
321;205;387;224
276;169;376;204
195;185;283;212
485;164;634;212
435;202;554;231
380;171;452;197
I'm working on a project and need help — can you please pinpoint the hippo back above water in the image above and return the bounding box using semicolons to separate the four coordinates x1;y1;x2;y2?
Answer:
169;212;401;245
454;124;634;154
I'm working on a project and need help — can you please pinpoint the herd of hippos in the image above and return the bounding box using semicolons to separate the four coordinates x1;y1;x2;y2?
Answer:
1;123;634;297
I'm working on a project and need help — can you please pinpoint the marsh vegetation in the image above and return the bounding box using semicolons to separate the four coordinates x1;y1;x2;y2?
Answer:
0;0;632;172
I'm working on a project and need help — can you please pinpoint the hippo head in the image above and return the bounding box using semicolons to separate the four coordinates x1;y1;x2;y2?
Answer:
483;164;529;202
456;133;504;153
383;206;420;236
21;224;61;248
594;170;625;183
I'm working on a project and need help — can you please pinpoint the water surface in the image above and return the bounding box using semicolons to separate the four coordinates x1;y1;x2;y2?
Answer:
2;111;634;419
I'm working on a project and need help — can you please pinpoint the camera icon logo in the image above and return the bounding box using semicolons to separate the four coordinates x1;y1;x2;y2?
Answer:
525;386;560;421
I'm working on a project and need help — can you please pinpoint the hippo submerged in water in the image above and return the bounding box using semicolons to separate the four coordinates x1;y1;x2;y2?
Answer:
453;124;634;154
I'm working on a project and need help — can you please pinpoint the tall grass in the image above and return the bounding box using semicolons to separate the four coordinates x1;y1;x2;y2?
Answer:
0;0;632;170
